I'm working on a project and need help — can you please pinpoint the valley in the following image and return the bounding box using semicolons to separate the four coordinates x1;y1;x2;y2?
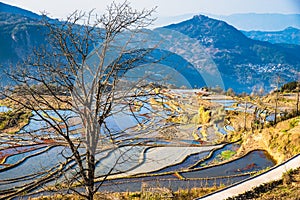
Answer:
0;87;299;199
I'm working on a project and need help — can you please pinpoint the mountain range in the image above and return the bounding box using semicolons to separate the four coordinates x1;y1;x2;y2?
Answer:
165;15;300;92
0;2;299;93
208;13;300;31
242;27;300;45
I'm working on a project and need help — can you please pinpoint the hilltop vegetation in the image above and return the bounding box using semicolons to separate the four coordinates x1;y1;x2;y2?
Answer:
0;109;31;133
234;116;300;163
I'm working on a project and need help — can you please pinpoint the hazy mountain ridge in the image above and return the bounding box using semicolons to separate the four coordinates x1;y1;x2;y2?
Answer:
242;27;300;45
0;3;299;93
208;13;300;31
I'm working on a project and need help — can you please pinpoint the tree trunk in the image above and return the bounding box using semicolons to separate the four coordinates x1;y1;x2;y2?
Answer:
244;101;248;131
274;89;279;124
296;86;299;116
86;151;95;200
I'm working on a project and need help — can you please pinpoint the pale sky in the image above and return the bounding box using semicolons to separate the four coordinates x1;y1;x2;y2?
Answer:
2;0;300;25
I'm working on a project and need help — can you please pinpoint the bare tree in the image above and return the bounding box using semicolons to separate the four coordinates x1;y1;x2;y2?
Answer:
1;2;160;199
274;75;280;124
296;73;300;116
242;95;251;132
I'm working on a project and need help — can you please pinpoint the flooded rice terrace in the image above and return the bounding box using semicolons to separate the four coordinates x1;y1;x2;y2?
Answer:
0;90;276;194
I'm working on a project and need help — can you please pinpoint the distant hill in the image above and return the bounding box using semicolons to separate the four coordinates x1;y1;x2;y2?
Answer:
208;13;300;31
242;27;300;45
164;15;300;92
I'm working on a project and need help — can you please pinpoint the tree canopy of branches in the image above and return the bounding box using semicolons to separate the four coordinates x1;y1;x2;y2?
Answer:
2;1;158;199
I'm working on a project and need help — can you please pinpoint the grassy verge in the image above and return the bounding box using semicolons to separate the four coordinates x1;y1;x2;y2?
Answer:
30;186;222;200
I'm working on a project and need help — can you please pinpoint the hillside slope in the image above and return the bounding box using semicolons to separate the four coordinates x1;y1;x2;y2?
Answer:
165;15;300;92
0;13;47;65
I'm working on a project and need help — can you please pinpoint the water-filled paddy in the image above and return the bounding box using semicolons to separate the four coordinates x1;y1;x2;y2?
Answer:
0;97;277;194
90;150;275;193
0;146;72;190
185;150;275;178
3;146;48;165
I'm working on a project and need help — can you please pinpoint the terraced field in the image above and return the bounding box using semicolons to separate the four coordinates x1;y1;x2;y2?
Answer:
0;90;297;199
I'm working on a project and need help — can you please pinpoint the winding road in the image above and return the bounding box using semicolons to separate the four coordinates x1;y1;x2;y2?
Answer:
196;153;300;200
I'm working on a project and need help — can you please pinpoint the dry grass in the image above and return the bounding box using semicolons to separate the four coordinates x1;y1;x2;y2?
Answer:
0;95;71;110
30;186;222;200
